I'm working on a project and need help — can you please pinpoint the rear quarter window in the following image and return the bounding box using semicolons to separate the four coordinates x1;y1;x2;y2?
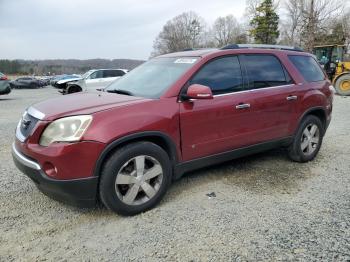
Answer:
103;70;126;78
288;55;325;82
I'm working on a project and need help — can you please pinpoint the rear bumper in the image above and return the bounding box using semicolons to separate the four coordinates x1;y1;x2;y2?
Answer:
12;143;98;207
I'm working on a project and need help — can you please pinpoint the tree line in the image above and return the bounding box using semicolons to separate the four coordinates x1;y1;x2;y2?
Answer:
0;59;144;76
151;0;349;56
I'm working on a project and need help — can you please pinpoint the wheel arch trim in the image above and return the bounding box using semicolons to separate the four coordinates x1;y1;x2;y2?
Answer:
296;106;327;133
93;131;179;177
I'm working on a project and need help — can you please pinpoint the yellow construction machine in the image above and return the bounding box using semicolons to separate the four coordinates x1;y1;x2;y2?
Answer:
313;44;350;95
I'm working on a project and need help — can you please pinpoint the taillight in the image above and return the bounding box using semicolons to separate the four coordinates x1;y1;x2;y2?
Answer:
0;76;8;80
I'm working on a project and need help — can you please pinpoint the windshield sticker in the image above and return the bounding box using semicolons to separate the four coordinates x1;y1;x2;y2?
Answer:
174;58;197;64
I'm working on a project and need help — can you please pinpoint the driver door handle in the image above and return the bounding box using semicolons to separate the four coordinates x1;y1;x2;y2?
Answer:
286;95;298;101
235;103;250;109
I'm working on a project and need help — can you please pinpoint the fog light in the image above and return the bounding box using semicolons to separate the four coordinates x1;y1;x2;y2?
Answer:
43;162;58;178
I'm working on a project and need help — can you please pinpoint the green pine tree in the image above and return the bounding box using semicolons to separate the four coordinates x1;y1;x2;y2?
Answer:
249;0;279;44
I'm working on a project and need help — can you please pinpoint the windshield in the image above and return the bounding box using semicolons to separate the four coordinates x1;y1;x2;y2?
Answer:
82;70;94;79
105;57;198;98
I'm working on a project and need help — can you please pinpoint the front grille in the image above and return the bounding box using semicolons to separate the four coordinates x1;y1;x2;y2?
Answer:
16;112;39;142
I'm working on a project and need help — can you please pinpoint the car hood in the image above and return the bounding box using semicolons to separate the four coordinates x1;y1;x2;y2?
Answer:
57;78;82;84
29;92;149;121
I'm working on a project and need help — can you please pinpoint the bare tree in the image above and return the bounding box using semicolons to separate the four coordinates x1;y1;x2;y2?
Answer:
151;12;206;56
340;7;350;48
282;0;303;45
212;15;243;47
281;0;343;50
245;0;262;20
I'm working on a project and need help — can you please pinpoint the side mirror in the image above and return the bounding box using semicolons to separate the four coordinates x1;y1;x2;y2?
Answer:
182;84;213;100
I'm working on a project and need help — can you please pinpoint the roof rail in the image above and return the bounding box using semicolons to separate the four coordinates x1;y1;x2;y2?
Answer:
221;44;303;52
181;48;216;52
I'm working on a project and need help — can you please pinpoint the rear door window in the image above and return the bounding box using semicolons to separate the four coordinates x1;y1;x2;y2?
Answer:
103;70;126;78
243;54;292;89
189;56;244;95
288;55;325;82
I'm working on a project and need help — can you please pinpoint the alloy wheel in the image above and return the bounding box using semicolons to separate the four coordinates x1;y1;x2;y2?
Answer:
300;123;320;156
115;155;163;205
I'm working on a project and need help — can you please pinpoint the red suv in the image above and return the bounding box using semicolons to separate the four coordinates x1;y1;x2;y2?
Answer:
12;44;333;215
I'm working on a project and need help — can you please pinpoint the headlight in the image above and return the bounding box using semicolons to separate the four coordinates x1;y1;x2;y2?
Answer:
39;115;92;146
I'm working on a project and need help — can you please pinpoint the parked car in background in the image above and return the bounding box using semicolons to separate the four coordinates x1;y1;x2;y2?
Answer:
49;75;65;87
37;76;53;87
12;44;333;215
50;75;80;88
63;69;128;94
53;75;82;89
0;72;11;95
9;77;43;89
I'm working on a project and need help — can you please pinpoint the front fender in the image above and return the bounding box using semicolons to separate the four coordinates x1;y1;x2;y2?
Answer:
92;131;180;178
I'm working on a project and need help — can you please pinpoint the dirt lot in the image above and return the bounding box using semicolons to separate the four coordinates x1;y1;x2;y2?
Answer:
0;88;349;261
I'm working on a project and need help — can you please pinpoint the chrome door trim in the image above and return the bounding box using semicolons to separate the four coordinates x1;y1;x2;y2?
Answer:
178;84;297;102
213;84;296;98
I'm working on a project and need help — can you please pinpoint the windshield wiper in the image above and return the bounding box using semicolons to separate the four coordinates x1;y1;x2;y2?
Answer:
106;89;134;96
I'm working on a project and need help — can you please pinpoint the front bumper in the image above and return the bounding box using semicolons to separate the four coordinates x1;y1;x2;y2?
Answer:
12;143;98;207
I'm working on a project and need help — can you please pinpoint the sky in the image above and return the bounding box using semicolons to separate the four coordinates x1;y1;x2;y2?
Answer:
0;0;246;60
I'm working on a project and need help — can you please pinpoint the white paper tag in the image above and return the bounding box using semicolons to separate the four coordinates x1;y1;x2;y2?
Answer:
174;58;197;64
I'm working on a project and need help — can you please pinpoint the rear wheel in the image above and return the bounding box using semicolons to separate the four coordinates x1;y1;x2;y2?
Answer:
99;142;172;216
335;74;350;96
288;115;324;162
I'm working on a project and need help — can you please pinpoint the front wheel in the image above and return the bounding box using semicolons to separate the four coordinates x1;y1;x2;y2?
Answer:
288;115;324;162
67;85;82;94
99;142;172;216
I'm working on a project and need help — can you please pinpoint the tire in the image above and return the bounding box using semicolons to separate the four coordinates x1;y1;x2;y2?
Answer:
288;115;324;162
67;85;82;94
99;142;172;216
335;74;350;96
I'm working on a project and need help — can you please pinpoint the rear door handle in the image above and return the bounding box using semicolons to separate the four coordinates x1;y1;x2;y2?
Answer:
286;95;298;101
235;103;250;109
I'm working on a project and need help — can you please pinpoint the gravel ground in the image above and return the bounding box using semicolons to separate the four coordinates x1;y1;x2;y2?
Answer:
0;88;349;261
